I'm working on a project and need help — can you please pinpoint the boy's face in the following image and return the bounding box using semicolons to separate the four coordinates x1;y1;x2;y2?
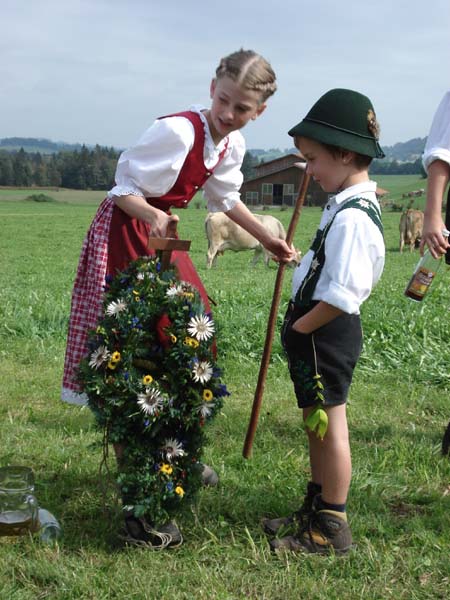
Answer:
294;136;356;193
206;76;266;144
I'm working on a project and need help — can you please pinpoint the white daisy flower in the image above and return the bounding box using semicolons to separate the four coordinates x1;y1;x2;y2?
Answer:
136;272;145;280
137;387;164;416
161;438;185;462
357;199;370;209
166;284;182;298
187;315;215;341
197;402;215;418
106;299;127;317
89;345;110;369
191;360;213;384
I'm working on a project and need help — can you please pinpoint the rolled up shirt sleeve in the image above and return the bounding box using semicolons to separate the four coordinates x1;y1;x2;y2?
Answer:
108;117;194;198
423;91;450;172
203;131;245;212
320;212;384;313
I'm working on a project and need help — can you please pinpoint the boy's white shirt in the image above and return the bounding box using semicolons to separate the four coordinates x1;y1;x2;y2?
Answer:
108;105;244;212
422;91;450;172
291;181;385;315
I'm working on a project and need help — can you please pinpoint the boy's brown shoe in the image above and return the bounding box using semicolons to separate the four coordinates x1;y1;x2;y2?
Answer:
270;510;352;554
262;481;319;536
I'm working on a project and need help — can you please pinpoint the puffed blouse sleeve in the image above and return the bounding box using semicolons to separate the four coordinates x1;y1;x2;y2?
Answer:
203;131;245;212
422;91;450;173
108;117;195;198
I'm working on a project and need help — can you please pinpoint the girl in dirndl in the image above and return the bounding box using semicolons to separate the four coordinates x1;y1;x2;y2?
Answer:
62;49;294;548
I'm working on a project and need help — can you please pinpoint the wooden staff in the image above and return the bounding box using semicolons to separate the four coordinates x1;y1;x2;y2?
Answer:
243;167;310;458
147;220;191;271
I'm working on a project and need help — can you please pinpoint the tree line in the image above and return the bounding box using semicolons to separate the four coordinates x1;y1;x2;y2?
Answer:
0;145;119;189
0;145;424;190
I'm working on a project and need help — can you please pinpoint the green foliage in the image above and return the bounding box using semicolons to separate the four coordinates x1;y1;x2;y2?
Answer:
78;256;227;524
25;193;55;203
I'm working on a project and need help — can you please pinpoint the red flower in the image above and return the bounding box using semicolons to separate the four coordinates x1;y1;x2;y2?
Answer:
155;313;172;349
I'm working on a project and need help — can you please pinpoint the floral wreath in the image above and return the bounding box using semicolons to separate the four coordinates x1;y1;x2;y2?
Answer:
78;256;228;525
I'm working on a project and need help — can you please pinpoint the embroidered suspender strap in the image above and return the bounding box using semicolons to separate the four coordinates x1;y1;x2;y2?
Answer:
294;197;383;308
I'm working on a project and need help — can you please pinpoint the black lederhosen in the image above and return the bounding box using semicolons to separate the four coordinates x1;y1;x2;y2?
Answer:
281;300;363;408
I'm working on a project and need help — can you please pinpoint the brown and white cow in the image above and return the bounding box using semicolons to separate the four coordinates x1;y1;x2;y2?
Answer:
399;209;424;253
205;212;300;268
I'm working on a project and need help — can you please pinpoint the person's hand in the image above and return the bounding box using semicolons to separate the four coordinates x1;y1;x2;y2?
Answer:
291;317;310;334
420;215;449;258
148;209;179;238
266;238;297;263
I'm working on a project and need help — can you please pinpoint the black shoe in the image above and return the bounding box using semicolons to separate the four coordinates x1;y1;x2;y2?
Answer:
262;481;320;536
121;515;183;549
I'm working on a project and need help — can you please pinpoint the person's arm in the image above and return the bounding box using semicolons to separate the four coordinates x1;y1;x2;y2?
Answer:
112;194;179;237
420;159;450;257
291;301;344;334
225;201;295;262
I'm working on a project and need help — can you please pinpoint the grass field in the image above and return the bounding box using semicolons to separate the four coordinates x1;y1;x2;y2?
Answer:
1;179;450;599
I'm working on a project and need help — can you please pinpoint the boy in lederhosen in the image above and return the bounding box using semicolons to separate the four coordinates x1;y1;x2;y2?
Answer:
263;89;385;554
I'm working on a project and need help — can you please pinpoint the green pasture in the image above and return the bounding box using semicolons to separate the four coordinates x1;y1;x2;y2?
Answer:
1;180;449;599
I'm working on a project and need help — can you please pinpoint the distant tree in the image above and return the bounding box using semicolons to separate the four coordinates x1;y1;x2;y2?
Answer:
241;151;259;180
0;152;14;185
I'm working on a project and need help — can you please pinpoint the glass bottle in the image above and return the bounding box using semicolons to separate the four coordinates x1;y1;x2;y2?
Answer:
405;251;442;301
0;466;39;536
405;230;450;302
37;508;62;543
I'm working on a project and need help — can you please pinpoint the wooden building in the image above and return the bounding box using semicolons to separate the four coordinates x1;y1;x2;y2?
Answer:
240;153;328;207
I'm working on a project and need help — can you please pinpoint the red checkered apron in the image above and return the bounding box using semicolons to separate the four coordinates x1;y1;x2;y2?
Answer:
62;111;228;404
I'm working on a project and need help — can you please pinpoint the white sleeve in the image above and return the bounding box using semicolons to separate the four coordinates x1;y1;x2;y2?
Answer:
422;91;450;172
203;131;245;212
108;117;195;198
321;212;384;313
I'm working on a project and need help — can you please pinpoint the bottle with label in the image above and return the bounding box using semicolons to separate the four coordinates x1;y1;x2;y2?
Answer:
405;251;442;301
37;508;62;543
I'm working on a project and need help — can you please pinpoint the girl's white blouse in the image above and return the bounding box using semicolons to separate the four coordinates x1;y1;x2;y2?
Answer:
422;91;450;172
108;105;245;212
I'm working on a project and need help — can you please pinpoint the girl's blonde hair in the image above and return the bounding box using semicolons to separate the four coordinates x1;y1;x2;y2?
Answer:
215;49;277;103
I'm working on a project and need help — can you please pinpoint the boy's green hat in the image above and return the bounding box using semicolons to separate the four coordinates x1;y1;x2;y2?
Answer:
288;88;385;159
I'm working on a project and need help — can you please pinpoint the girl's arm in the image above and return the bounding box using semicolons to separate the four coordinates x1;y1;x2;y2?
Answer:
225;201;295;262
112;195;179;237
420;159;450;257
291;301;344;334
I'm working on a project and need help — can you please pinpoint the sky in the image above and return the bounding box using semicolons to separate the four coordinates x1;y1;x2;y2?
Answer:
1;0;449;151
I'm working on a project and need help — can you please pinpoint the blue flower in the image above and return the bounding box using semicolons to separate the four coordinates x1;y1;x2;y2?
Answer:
166;482;174;492
216;384;230;397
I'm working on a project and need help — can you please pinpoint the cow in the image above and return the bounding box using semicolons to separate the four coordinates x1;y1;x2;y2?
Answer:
399;209;424;253
205;212;300;268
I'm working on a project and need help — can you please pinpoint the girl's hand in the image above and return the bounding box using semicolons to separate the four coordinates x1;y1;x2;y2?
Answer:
420;214;449;258
266;237;298;263
148;209;179;238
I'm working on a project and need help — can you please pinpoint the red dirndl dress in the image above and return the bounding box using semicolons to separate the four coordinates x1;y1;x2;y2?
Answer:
62;111;228;404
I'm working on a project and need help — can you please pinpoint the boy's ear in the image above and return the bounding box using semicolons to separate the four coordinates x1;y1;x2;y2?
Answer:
253;103;267;119
342;150;355;164
210;78;217;99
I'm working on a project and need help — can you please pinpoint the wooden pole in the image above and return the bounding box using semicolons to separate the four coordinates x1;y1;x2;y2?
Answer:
243;169;310;458
147;220;191;271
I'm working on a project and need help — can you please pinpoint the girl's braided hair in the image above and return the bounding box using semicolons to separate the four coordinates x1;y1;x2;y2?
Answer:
215;49;277;103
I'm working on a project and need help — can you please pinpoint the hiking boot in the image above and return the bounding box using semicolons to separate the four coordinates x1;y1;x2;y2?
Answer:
121;515;183;550
270;510;352;555
201;464;219;487
262;481;320;536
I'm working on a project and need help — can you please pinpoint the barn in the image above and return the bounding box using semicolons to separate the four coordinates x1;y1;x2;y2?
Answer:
240;153;328;208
